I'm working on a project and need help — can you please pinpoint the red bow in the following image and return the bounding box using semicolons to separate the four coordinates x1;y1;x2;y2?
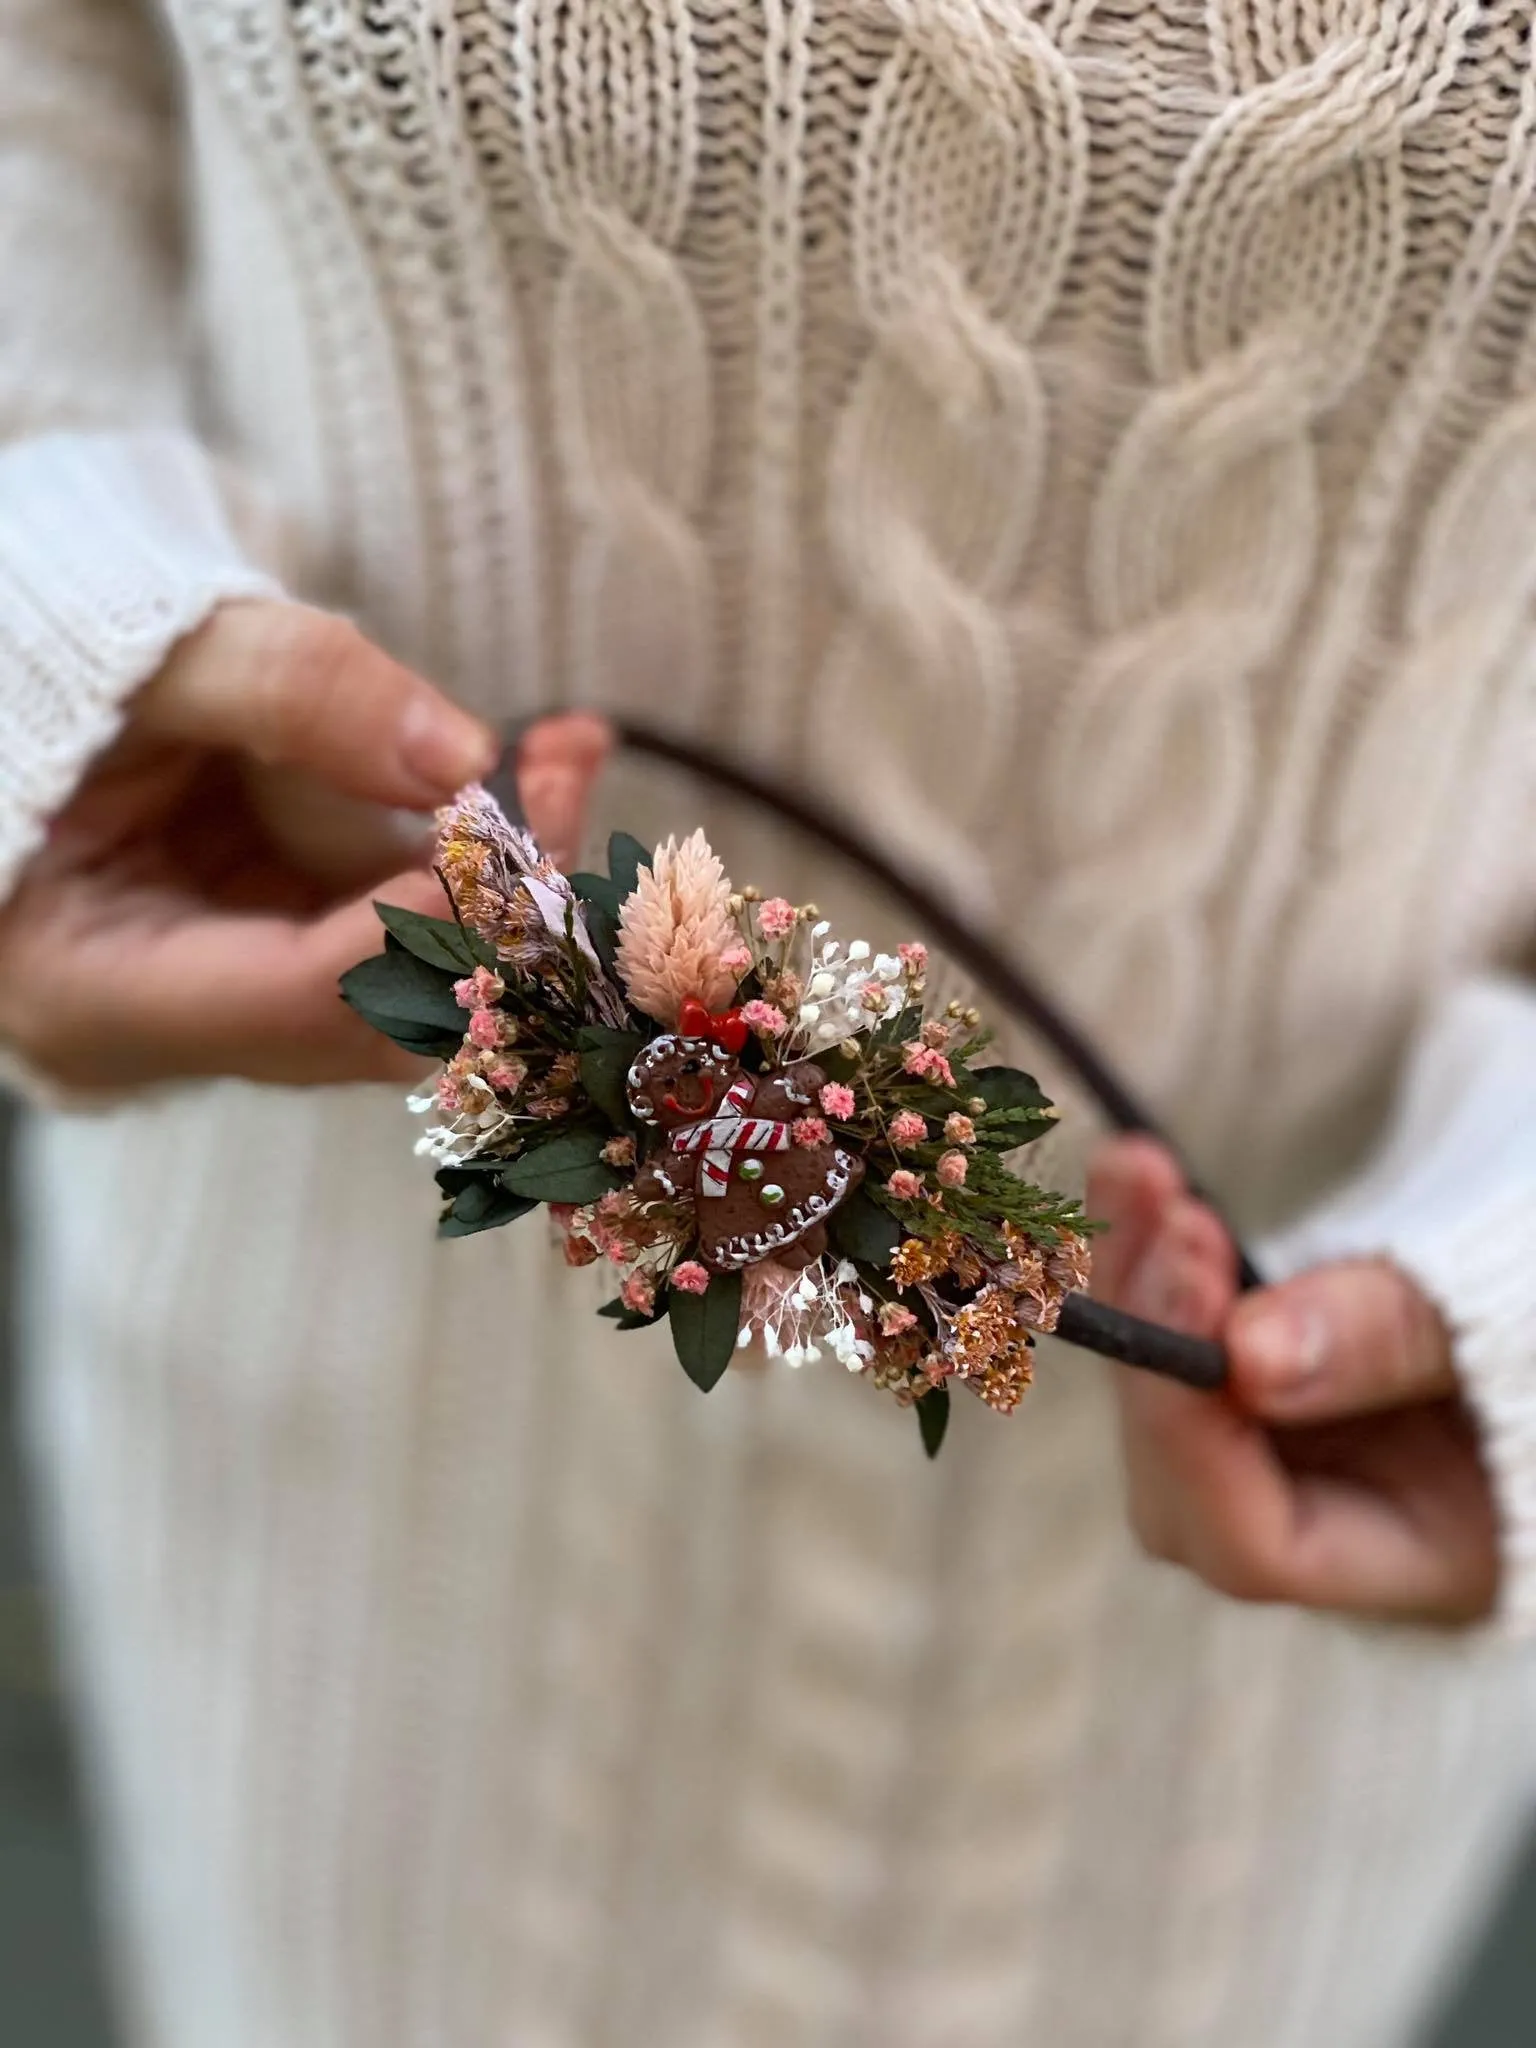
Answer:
678;996;749;1056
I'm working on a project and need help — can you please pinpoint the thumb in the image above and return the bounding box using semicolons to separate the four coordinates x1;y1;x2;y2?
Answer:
1228;1258;1456;1422
518;711;613;869
139;600;497;812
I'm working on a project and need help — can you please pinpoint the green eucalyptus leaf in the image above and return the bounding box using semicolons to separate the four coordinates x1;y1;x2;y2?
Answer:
828;1188;904;1266
607;831;653;901
577;1028;646;1127
916;1385;951;1459
668;1271;743;1392
438;1184;537;1238
893;1082;963;1116
500;1127;623;1203
345;1009;463;1060
375;903;482;975
598;1296;668;1331
970;1065;1052;1118
571;871;624;921
341;949;467;1039
434;1159;513;1197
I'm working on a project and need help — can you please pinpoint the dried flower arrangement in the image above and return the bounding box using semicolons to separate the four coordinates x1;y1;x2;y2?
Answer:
341;785;1098;1455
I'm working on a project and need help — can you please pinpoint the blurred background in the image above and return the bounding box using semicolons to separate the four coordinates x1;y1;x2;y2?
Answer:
2;1081;1535;2048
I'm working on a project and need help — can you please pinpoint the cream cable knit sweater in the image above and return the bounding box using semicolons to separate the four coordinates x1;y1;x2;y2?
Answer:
7;3;1536;2044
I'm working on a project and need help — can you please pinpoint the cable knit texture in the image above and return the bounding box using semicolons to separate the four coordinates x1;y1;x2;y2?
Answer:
6;4;1536;2046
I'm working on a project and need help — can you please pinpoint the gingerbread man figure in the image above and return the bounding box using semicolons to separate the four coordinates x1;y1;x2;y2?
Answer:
627;1032;864;1272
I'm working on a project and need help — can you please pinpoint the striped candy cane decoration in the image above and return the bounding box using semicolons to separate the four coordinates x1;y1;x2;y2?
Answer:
670;1076;792;1196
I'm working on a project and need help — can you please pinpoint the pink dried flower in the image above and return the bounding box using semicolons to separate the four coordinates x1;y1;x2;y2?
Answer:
936;1149;968;1188
757;897;797;940
453;964;505;1010
902;1044;955;1088
944;1112;975;1144
858;980;889;1014
596;1191;630;1220
920;1020;952;1050
819;1082;856;1119
889;1109;927;1147
791;1116;830;1148
436;1074;464;1113
886;1169;923;1201
672;1261;711;1295
620;1274;656;1315
562;1234;600;1268
487;1058;527;1095
898;942;928;973
468;1008;503;1051
719;942;754;974
601;1134;636;1168
741;999;788;1036
615;831;738;1026
878;1302;918;1337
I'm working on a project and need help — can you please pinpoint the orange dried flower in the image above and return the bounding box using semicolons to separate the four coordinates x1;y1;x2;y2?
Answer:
890;1231;963;1287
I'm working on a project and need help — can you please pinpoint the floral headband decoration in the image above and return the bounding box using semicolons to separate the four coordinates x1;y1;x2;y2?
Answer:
340;784;1099;1455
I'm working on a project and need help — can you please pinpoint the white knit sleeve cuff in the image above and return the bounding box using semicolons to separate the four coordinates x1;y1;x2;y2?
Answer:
0;429;281;898
1258;978;1536;1637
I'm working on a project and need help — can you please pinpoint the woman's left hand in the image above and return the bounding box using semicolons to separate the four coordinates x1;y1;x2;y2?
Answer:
1087;1136;1499;1625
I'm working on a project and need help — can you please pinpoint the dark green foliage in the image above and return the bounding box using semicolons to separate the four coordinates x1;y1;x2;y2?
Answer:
433;1160;511;1197
500;1127;624;1203
339;948;466;1057
969;1065;1050;1119
576;1026;647;1127
829;1187;905;1265
375;902;493;974
606;831;653;900
668;1271;743;1392
569;871;624;921
916;1385;950;1458
438;1181;538;1238
597;1295;668;1331
569;872;623;973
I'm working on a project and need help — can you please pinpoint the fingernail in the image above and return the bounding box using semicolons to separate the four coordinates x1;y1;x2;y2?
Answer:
397;699;498;801
1130;1255;1193;1327
1239;1300;1329;1399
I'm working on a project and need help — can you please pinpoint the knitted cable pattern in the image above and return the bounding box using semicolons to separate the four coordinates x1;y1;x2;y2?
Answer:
1035;0;1471;1101
515;0;716;718
1205;3;1536;1156
811;0;1089;902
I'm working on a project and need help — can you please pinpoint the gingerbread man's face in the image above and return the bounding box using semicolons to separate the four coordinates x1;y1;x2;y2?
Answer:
627;1035;739;1131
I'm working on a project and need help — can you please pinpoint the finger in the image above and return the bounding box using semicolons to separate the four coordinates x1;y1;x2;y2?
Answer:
1278;1457;1496;1622
57;869;448;1089
1113;1198;1240;1556
1228;1259;1456;1424
140;601;497;813
1118;1364;1299;1601
1120;1195;1236;1335
1085;1135;1187;1302
518;711;613;869
1119;1370;1488;1618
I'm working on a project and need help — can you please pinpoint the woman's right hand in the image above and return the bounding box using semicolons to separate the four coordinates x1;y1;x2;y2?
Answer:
0;600;610;1093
